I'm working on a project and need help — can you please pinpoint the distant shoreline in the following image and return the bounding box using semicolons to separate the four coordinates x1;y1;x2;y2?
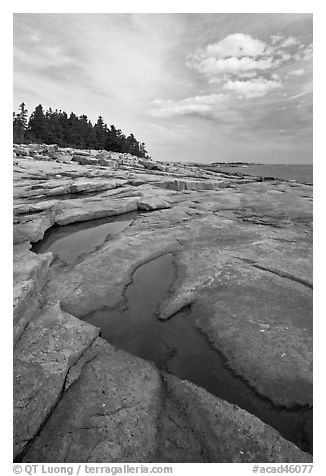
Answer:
201;163;313;185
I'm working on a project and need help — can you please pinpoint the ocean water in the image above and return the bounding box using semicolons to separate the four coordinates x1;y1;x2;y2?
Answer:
216;164;313;184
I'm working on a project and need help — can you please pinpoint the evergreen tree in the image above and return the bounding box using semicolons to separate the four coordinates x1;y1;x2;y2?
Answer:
18;102;28;131
139;142;148;158
85;119;97;149
76;115;97;149
45;108;62;144
58;110;69;146
28;104;47;143
13;112;25;143
105;125;126;152
14;102;150;157
66;112;80;147
94;116;107;149
13;103;29;143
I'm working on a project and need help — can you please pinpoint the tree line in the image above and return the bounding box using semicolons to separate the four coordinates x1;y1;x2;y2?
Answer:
13;102;149;158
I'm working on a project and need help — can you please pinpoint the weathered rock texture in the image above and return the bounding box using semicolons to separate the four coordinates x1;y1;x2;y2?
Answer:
13;146;312;463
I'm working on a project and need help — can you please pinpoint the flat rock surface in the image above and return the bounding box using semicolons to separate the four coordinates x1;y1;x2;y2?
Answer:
23;338;311;463
13;149;313;462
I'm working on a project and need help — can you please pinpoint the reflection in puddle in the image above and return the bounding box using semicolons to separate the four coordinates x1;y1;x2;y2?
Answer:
84;253;312;454
31;211;138;263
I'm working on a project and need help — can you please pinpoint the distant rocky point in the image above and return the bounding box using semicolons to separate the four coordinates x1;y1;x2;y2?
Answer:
13;143;167;171
210;161;263;166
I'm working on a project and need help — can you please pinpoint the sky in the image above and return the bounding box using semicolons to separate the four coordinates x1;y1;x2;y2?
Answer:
13;13;313;164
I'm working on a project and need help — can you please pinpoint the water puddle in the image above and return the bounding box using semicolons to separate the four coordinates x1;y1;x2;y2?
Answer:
31;211;137;263
84;253;312;454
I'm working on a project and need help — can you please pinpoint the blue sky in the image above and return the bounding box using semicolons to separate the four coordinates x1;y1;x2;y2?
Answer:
13;13;313;163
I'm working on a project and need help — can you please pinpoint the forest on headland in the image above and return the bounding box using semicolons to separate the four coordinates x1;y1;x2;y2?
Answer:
13;102;149;158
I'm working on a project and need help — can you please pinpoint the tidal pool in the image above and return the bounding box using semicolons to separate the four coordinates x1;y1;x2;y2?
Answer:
84;253;312;454
31;211;137;263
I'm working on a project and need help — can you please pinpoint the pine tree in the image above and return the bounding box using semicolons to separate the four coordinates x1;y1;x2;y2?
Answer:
94;116;107;149
14;102;149;157
13;112;25;143
28;104;47;143
124;134;141;156
13;102;29;143
139;142;148;158
76;115;96;149
66;113;80;147
85;119;97;149
58;110;69;146
18;102;28;131
105;125;126;152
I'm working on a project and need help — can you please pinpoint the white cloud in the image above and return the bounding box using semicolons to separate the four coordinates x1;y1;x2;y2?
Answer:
183;31;309;106
189;55;274;77
187;32;305;84
149;94;227;118
188;32;308;86
293;43;313;61
281;36;300;48
188;33;277;78
203;33;267;59
222;77;282;98
280;52;292;62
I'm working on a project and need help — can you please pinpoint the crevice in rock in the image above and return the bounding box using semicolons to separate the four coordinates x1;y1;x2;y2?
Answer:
236;257;313;289
150;369;208;462
269;237;297;243
14;329;99;463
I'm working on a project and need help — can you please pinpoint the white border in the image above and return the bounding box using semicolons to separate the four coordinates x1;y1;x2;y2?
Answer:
2;2;323;474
